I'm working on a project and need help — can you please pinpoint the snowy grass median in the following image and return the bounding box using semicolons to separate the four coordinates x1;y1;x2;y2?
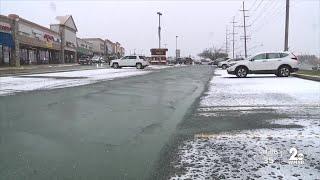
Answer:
0;68;150;96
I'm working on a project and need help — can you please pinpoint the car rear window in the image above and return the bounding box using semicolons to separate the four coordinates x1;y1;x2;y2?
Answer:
280;53;289;58
128;56;137;59
252;53;267;60
267;53;280;59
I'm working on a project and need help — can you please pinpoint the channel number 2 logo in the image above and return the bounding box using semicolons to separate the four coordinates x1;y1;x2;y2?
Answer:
289;147;304;164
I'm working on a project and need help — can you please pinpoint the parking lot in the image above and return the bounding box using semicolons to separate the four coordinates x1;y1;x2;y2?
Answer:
162;69;320;179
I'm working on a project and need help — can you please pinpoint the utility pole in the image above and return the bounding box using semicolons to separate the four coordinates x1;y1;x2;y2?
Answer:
157;12;162;49
284;0;290;51
230;17;237;59
225;26;229;55
240;1;249;58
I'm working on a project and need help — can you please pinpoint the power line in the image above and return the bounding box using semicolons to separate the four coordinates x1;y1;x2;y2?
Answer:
250;2;285;35
249;0;279;26
248;0;259;11
251;0;264;13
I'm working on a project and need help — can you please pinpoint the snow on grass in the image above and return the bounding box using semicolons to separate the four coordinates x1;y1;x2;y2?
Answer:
200;69;320;107
0;68;150;96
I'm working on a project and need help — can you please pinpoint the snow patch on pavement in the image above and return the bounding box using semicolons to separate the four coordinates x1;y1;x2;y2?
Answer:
0;68;150;96
169;69;320;179
170;118;320;180
147;65;174;70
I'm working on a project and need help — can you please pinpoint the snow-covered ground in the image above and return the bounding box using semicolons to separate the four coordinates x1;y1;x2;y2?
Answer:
0;68;150;96
201;70;320;107
170;70;320;179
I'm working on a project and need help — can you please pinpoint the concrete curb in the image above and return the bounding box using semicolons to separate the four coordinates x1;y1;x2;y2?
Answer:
291;73;320;82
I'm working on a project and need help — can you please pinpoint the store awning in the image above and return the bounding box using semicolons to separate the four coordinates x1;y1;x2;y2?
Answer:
0;32;15;48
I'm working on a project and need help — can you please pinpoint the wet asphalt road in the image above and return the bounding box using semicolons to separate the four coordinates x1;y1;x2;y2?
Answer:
0;65;214;180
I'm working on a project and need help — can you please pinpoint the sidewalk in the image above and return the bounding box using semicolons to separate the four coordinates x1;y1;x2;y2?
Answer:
0;63;108;77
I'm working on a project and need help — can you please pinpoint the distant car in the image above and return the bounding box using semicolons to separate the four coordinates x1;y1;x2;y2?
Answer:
214;57;229;66
110;55;149;69
200;59;211;65
208;61;215;65
218;58;244;69
78;56;92;65
312;64;320;70
91;56;105;63
227;52;299;78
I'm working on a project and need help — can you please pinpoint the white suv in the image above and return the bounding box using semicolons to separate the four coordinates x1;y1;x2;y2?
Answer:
227;52;299;78
110;55;149;69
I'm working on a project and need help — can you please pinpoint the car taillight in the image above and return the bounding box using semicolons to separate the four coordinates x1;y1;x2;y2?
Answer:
291;53;298;61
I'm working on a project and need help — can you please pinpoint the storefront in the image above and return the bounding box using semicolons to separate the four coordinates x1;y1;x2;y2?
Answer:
0;22;15;66
19;44;60;65
15;15;61;65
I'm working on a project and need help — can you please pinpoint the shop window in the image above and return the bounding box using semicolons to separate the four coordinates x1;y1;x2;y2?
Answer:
3;46;10;64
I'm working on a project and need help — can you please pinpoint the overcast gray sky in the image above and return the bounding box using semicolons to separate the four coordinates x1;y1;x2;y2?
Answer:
1;0;319;57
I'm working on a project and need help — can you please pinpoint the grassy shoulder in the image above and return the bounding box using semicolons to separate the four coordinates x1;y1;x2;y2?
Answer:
296;70;320;76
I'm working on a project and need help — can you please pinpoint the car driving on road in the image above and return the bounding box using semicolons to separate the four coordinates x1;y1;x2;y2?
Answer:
110;55;149;69
78;56;92;65
91;56;105;63
227;52;299;77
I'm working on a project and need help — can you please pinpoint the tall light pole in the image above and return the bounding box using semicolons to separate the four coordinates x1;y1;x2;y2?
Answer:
284;0;290;51
175;35;178;60
157;12;162;49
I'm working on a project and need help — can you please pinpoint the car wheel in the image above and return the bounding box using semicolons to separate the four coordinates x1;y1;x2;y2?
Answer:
278;66;290;77
113;63;119;69
236;66;248;78
136;63;142;69
222;64;227;69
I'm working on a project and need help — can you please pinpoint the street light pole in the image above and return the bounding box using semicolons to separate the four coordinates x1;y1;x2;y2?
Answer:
157;12;162;49
175;35;178;60
284;0;290;51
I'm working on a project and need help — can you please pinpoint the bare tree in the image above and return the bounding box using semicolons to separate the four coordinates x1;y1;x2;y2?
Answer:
297;54;320;66
198;47;228;60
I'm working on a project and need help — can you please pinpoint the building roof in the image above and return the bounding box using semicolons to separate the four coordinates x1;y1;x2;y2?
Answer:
82;38;105;43
54;15;78;32
7;14;59;36
105;39;114;44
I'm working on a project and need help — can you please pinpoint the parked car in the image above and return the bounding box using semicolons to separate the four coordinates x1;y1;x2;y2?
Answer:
91;56;105;63
208;61;215;65
78;56;92;65
218;58;244;69
312;64;320;71
200;59;211;65
227;52;299;78
214;57;229;66
110;55;149;69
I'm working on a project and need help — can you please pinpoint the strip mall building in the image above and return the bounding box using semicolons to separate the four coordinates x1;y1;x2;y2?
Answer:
0;14;125;67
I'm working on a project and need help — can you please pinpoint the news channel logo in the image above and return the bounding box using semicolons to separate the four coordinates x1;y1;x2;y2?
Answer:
260;147;304;165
